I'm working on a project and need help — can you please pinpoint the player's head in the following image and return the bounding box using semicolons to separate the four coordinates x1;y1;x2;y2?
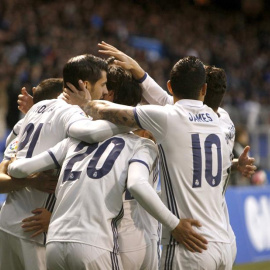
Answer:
168;56;206;100
63;54;108;100
104;65;142;106
204;65;226;112
33;78;63;104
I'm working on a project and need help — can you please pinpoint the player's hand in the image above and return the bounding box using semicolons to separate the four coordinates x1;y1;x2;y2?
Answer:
22;208;51;237
98;41;145;80
237;146;257;178
63;80;91;110
17;87;33;114
171;218;208;253
28;171;57;193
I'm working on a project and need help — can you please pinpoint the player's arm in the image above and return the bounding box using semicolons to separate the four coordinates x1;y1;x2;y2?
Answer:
78;99;167;144
0;160;30;193
98;41;173;105
231;146;257;178
63;82;139;128
98;41;145;80
68;119;133;144
8;139;69;178
64;82;168;144
127;162;208;253
0;160;56;193
8;152;58;178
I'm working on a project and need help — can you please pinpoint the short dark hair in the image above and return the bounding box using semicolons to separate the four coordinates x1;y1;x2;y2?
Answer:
106;56;116;66
204;65;226;111
107;65;142;106
63;54;108;89
33;78;63;104
170;56;205;99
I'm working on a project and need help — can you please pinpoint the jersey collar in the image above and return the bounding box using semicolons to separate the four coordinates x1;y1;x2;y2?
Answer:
175;99;204;107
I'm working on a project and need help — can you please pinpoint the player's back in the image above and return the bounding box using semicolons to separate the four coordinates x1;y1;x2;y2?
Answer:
16;99;85;158
158;100;230;245
47;133;157;253
0;99;86;245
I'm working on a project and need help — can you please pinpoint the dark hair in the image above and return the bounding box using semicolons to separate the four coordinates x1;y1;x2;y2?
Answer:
107;65;142;106
170;56;205;99
106;56;116;66
33;78;63;104
63;54;108;89
204;65;226;111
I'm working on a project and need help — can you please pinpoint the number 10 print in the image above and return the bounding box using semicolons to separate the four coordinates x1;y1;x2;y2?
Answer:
192;134;222;188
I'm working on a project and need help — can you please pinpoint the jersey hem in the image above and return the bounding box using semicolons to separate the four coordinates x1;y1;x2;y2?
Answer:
0;227;45;246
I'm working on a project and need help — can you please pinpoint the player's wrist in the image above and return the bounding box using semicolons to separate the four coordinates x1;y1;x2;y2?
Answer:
132;68;146;81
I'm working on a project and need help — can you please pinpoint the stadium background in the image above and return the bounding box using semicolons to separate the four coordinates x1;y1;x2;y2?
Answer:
0;0;269;268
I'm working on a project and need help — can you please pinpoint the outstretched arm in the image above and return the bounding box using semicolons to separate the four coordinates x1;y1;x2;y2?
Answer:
98;41;173;105
127;162;208;253
64;82;167;144
68;119;134;144
98;41;145;80
8;152;58;178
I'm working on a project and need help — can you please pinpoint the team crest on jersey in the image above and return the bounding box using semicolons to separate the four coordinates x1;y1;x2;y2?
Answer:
9;140;19;151
225;124;235;144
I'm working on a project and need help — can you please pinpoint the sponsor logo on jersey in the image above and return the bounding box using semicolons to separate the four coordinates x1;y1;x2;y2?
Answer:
225;124;235;144
9;140;19;151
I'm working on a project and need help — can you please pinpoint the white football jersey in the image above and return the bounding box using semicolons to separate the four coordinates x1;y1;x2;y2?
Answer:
5;118;24;147
117;190;151;252
134;100;231;245
218;107;235;153
0;99;87;245
117;165;159;252
46;134;157;253
218;107;236;245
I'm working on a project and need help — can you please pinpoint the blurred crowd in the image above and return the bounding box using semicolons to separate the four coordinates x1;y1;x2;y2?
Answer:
0;0;270;138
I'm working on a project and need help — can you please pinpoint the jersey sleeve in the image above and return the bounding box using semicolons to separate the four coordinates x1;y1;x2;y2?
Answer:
5;119;24;147
3;138;19;161
129;138;158;174
134;105;168;144
58;104;89;135
141;74;174;105
7;138;70;178
127;162;179;231
68;119;133;144
46;138;73;167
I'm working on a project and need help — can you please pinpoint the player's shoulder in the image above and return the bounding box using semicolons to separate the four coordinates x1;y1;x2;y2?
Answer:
218;107;229;116
117;132;157;148
218;107;234;124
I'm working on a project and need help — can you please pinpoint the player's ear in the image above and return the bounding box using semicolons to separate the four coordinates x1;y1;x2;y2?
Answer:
84;81;90;90
167;80;173;95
